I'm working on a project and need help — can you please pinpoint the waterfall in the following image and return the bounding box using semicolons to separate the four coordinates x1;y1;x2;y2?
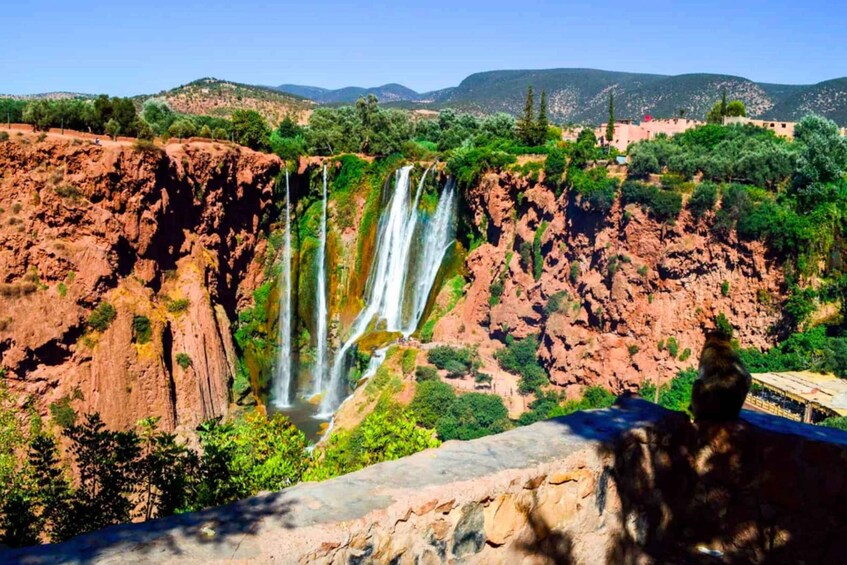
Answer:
271;170;293;408
318;165;456;416
407;178;457;333
313;165;329;396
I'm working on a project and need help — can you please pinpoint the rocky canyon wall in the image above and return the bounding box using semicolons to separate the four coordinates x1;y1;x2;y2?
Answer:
434;170;785;395
0;134;280;432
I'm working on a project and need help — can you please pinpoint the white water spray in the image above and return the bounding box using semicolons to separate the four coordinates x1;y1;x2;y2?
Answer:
313;165;329;396
271;170;293;408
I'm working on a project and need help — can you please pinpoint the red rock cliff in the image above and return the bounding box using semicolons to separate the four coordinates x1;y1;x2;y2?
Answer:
435;170;784;395
0;135;280;432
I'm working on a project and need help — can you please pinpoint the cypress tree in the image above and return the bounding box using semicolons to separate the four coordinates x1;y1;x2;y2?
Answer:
720;88;728;120
517;85;535;145
606;93;615;146
535;90;548;146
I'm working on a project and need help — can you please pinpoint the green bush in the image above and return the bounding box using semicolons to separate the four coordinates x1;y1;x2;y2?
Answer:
532;222;548;280
640;369;698;414
665;337;680;359
401;349;417;374
715;312;734;337
410;380;456;428
88;302;116;332
175;353;192;370
544;291;568;315
132;315;152;344
436;393;510;441
165;298;190;313
495;334;548;394
688;181;718;218
621;180;683;223
414;365;439;382
720;280;730;297
427;345;475;375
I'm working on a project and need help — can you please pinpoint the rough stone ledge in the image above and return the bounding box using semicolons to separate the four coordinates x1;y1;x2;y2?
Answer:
4;398;847;564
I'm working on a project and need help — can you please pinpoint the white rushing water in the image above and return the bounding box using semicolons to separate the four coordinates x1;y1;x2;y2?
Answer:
271;170;293;408
317;165;457;416
313;165;329;397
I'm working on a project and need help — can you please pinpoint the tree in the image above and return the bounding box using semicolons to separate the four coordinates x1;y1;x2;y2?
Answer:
275;113;303;138
231;109;270;151
198;124;212;139
141;100;175;136
104;118;121;140
534;89;549;146
707;95;746;123
167;118;196;141
410;380;457;429
516;85;536;145
606;92;615;145
22;100;54;131
792;114;847;192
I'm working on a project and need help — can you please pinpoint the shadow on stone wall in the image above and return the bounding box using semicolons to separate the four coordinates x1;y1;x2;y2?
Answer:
3;492;297;564
534;396;847;564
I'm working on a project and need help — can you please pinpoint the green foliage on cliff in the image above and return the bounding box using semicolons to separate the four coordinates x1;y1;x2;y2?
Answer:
131;315;152;344
640;369;698;415
234;280;277;401
621;180;683;223
306;401;439;481
517;387;615;426
410;381;510;441
87;302;116;332
0;390;312;548
427;345;477;377
567;166;620;212
532;221;548;280
740;327;847;378
495;334;548;394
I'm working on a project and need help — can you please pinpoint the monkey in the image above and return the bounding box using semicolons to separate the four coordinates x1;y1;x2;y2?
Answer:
690;330;752;422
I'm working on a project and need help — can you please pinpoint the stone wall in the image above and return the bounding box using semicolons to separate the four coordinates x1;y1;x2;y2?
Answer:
5;398;847;564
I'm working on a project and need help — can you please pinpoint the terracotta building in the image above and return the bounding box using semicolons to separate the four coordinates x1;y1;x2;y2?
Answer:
595;117;704;151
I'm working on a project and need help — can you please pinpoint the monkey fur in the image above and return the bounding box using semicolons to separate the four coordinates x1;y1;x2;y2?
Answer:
690;330;752;422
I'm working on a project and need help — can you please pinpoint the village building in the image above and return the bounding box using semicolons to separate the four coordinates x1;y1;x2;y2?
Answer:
594;117;704;152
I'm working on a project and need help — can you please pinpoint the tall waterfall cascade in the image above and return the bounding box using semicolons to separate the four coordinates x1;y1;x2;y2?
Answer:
313;165;329;396
318;165;457;415
271;170;293;408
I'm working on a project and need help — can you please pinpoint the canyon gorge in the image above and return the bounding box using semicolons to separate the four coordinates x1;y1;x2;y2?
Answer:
0;131;787;434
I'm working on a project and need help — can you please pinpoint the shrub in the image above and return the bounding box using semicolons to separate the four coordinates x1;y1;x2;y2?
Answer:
628;344;639;356
414;365;439;382
49;396;77;428
443;360;469;378
720;280;730;297
0;131;9;142
495;334;548;394
544;291;568;315
165;298;190;313
679;348;692;362
436;392;510;441
532;222;547;280
621;181;683;223
427;345;474;373
688;182;718;218
569;263;580;284
666;337;680;359
401;348;417;374
88;302;116;332
175;353;192;370
410;380;456;428
715;312;734;337
133;139;160;153
132;315;152;344
489;275;505;306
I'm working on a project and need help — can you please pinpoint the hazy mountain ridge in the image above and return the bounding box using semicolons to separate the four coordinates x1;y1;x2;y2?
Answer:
276;68;847;124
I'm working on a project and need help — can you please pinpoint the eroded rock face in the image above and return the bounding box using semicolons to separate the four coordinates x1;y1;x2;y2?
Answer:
437;171;784;396
0;136;279;432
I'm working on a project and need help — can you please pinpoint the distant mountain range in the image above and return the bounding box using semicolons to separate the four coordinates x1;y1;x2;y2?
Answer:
274;68;847;125
9;68;847;125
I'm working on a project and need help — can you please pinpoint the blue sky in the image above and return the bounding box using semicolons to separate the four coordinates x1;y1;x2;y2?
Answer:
3;0;845;95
